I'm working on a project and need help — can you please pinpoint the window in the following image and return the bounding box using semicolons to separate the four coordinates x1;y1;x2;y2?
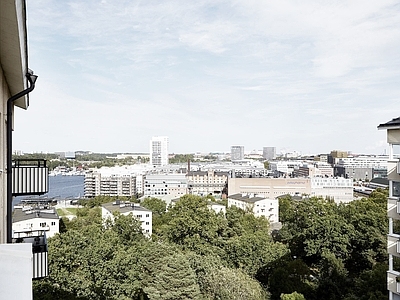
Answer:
146;214;149;217
51;222;56;226
393;181;400;197
146;222;149;225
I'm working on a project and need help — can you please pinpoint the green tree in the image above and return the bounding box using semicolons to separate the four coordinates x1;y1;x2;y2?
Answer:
280;292;306;300
278;197;354;262
139;243;201;300
339;197;387;275
267;258;316;300
141;197;167;216
188;253;269;300
161;195;228;255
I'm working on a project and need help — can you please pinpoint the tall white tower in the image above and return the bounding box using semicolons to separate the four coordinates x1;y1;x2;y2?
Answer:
150;136;169;166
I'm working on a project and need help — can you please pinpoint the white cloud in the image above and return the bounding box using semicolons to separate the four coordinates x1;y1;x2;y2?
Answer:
16;0;400;154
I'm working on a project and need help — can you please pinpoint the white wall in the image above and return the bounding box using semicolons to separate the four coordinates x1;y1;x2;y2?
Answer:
0;243;32;300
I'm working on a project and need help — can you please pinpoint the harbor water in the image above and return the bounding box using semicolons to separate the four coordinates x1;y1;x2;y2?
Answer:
13;175;85;206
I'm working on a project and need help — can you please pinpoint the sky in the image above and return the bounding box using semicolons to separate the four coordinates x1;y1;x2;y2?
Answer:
12;0;400;155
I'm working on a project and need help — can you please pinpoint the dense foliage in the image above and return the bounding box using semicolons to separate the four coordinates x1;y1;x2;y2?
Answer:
34;191;388;299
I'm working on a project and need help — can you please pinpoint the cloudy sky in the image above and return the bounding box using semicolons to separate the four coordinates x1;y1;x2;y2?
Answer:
13;0;400;155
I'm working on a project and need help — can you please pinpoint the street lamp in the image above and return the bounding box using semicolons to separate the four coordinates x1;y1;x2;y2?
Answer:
6;70;38;243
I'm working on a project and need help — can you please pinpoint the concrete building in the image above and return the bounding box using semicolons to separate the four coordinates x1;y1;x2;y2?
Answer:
269;160;303;175
150;136;169;166
85;170;137;197
187;170;228;196
101;201;152;236
231;146;244;161
333;155;388;180
228;177;353;204
13;205;59;239
228;193;279;224
263;147;276;160
1;0;34;244
377;117;400;300
143;174;187;204
293;163;334;178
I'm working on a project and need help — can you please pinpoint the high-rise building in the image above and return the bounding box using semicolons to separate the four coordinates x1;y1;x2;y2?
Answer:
263;147;276;160
231;146;244;161
377;117;400;299
150;136;169;166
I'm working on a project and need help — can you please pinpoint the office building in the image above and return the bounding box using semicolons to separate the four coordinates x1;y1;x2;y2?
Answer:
231;146;244;161
263;147;276;160
187;170;228;196
228;177;353;204
150;136;169;166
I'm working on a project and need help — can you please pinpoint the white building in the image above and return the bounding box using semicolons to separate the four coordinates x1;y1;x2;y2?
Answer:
228;177;354;204
187;170;228;196
269;160;303;175
310;177;353;204
227;193;279;224
334;156;388;168
85;170;136;197
84;165;152;197
208;201;226;215
144;174;187;205
263;147;276;160
101;201;152;236
13;206;59;239
150;136;169;166
231;146;244;161
377;117;400;300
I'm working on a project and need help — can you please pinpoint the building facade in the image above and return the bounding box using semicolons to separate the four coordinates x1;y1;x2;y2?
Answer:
378;117;400;300
228;177;353;204
101;201;152;236
1;0;32;244
85;170;137;197
187;170;228;196
13;205;59;239
231;146;244;161
150;136;169;166
227;193;279;224
144;174;187;200
263;147;276;160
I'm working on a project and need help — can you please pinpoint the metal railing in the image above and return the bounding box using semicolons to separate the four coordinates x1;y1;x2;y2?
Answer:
12;159;49;196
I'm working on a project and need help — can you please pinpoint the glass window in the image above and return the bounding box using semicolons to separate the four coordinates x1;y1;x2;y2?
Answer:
393;181;400;197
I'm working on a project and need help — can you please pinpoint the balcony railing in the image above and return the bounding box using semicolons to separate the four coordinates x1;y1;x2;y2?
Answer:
12;159;49;196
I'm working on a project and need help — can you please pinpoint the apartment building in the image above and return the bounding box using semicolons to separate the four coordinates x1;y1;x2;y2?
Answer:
377;117;400;300
13;205;59;239
85;170;137;197
263;147;276;160
227;193;279;224
231;146;244;161
101;201;152;236
150;136;169;166
187;170;228;196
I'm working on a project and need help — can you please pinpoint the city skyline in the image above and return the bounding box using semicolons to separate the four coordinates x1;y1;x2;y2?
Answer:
12;1;400;155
